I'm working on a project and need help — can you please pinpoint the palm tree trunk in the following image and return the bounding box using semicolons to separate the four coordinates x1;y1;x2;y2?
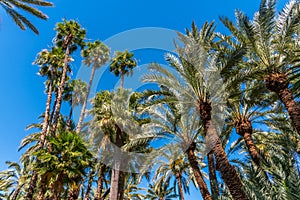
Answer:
95;164;106;200
266;73;300;136
40;81;53;146
234;118;260;166
84;169;95;200
199;100;247;200
117;171;126;200
208;151;219;199
38;174;48;200
120;74;124;88
52;41;71;135
110;125;125;200
175;173;185;200
206;120;248;200
66;106;73;131
110;166;120;200
67;185;80;200
186;142;212;200
25;171;38;200
76;65;96;133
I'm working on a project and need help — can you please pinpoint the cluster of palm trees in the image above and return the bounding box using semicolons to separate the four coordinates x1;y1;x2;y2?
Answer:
1;0;300;199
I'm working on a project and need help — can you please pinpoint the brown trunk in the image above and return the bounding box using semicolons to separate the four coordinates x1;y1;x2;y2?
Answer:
117;171;126;200
25;171;38;200
208;151;219;199
76;65;96;133
186;142;212;200
52;40;71;135
234;117;260;166
175;172;185;200
208;121;248;200
67;185;80;200
110;166;120;200
95;164;106;200
38;174;47;200
66;106;73;131
199;100;248;200
266;73;300;136
40;81;53;147
84;169;95;200
110;125;126;200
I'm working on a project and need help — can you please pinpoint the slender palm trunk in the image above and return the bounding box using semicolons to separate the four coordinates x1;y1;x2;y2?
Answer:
76;65;96;133
266;73;300;136
117;171;126;200
40;81;53;146
110;125;125;200
186;142;212;200
25;171;38;200
95;164;106;200
208;151;219;199
120;74;124;88
234;117;260;166
84;169;95;200
199;100;248;200
66;106;73;131
110;166;120;200
52;39;71;135
175;172;185;200
25;83;54;200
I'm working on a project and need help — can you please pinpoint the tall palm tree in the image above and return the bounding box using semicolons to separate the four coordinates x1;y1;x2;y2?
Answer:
220;0;300;136
76;40;110;133
33;47;65;147
142;28;247;199
51;19;86;135
0;0;53;34
109;50;137;88
109;51;136;200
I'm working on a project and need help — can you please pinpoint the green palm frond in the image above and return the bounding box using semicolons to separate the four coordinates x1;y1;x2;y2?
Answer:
0;0;53;34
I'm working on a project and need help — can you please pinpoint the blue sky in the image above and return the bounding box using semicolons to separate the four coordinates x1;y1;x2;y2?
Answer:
0;0;287;198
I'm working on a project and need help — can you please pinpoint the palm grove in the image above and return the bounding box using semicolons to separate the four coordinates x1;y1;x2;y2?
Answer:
1;0;300;199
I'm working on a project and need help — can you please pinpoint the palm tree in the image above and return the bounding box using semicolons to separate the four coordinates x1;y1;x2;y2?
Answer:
0;161;28;200
142;25;248;199
0;0;53;34
33;47;65;147
153;147;189;200
109;50;136;200
76;40;110;133
33;131;93;200
145;177;177;200
51;19;86;135
109;50;137;88
220;0;300;136
226;82;274;167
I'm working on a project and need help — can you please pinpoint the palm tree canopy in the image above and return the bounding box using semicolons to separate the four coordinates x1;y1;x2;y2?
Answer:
110;50;137;77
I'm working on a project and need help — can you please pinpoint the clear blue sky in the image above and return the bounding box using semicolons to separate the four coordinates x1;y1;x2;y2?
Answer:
0;0;286;198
